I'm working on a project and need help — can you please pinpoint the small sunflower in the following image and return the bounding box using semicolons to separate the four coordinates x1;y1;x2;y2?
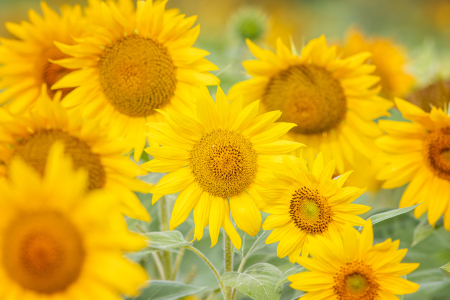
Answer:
340;29;415;99
376;98;450;229
52;0;220;161
289;221;420;300
143;86;303;248
260;153;370;262
0;86;151;221
0;142;148;299
228;35;392;174
0;2;86;113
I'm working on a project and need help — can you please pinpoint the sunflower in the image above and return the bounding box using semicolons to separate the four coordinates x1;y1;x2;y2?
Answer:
0;2;87;113
340;28;415;99
52;0;220;161
0;142;148;299
0;86;151;221
228;35;393;174
289;221;420;299
406;79;450;113
260;153;370;262
143;86;303;248
376;98;450;230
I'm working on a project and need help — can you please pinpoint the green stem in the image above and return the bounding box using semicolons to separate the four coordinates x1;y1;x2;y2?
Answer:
171;227;195;280
187;245;225;295
151;252;166;280
223;232;234;300
159;197;172;280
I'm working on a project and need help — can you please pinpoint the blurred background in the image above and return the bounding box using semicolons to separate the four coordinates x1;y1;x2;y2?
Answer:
2;0;450;299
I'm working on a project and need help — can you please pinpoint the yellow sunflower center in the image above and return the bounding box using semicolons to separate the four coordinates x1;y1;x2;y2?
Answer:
99;35;177;117
334;261;379;300
289;187;332;235
189;129;257;198
424;127;450;181
38;46;75;99
3;211;85;294
263;65;346;135
12;129;105;190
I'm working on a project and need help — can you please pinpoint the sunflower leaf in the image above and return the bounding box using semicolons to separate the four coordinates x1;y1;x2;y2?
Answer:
274;265;306;290
221;263;283;300
412;218;438;247
440;262;450;273
131;280;204;300
144;230;192;251
359;203;421;231
244;230;271;259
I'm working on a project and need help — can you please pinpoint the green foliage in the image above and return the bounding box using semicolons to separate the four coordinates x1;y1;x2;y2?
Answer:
221;263;283;300
132;280;205;300
275;266;306;290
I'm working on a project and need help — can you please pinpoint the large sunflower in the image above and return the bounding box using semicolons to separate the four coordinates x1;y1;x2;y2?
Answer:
340;29;415;99
260;153;370;262
143;87;303;248
52;0;220;161
289;221;419;299
376;98;450;230
0;87;151;221
228;36;393;174
0;2;86;113
0;142;148;299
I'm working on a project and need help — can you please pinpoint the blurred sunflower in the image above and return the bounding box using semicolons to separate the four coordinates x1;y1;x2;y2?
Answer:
289;221;419;299
376;98;450;230
0;2;86;113
340;29;415;99
229;36;392;174
144;87;303;248
260;153;369;262
53;0;219;161
0;142;148;299
0;87;151;221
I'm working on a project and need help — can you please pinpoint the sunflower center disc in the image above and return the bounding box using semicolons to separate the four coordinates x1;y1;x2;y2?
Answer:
424;127;450;181
38;46;75;99
12;129;105;190
334;261;379;300
99;35;177;117
263;65;346;135
289;187;332;235
189;129;257;199
3;212;85;294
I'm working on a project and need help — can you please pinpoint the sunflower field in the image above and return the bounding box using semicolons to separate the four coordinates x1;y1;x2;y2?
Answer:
1;0;450;299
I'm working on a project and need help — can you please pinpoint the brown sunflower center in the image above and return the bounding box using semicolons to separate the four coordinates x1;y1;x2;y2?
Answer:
38;46;75;99
189;129;257;198
289;187;332;235
424;127;450;181
262;65;346;135
334;261;379;300
98;35;177;117
3;211;85;294
11;129;105;190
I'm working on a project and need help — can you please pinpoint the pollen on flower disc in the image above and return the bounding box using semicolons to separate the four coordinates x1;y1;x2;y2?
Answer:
12;129;106;190
424;127;450;181
263;65;346;135
333;261;379;300
189;129;257;199
3;212;85;294
289;187;332;235
98;35;177;117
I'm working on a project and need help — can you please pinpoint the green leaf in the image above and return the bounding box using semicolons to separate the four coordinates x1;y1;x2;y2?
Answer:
144;230;192;251
440;262;450;273
132;280;204;300
244;231;271;259
412;219;436;247
275;265;305;290
221;263;283;300
359;204;420;231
